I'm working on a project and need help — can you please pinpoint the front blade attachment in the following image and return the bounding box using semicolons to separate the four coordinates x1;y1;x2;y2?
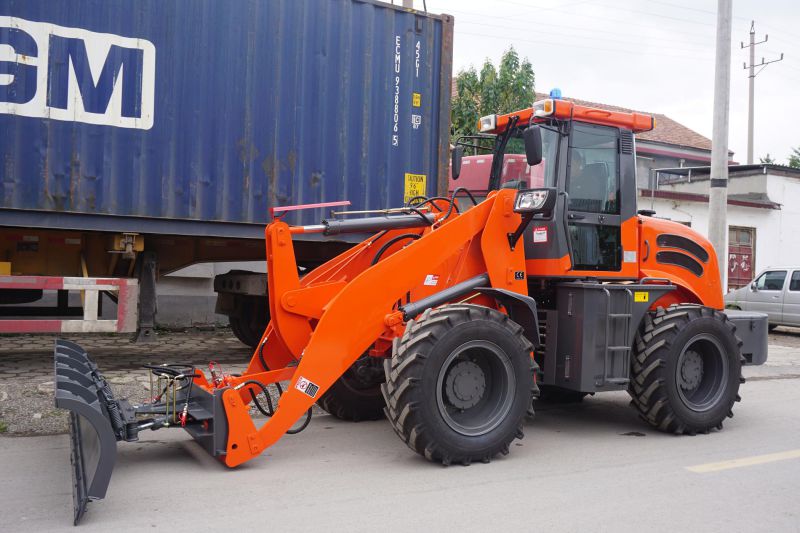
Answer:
54;339;129;525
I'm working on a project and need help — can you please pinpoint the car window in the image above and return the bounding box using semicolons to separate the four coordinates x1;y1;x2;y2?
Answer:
791;271;800;291
755;270;787;291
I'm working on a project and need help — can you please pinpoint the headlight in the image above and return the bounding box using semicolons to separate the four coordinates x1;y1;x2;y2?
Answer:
514;189;549;212
478;114;497;132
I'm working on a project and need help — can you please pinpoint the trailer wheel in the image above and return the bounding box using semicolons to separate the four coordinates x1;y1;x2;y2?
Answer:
629;304;744;434
229;296;269;348
382;304;537;465
317;355;386;421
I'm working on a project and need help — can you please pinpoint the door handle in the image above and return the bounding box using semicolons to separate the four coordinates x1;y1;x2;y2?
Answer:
568;213;585;220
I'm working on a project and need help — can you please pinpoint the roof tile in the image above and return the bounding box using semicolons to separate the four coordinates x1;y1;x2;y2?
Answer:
450;80;715;152
534;92;712;151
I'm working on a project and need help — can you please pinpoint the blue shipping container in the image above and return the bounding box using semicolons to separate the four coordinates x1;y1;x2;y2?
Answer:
0;0;453;239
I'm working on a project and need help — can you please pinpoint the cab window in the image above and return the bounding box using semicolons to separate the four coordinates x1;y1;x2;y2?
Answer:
567;123;619;214
790;271;800;291
754;270;787;290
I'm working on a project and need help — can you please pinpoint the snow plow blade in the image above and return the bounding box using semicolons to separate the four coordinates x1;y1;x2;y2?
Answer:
54;340;126;525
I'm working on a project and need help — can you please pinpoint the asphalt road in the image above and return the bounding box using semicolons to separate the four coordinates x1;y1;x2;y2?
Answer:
1;340;799;532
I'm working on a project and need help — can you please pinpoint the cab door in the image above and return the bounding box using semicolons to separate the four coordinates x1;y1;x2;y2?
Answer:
746;270;787;322
784;270;800;326
565;123;626;275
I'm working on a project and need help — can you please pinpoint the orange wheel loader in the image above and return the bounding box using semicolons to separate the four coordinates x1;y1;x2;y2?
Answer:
54;97;768;524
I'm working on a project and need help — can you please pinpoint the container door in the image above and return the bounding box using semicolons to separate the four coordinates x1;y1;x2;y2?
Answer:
565;123;622;272
746;269;787;322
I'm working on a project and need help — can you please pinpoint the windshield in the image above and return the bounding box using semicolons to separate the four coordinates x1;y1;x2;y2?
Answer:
448;125;560;196
502;126;559;188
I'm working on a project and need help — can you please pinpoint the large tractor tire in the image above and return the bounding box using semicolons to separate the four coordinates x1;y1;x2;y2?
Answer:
382;304;538;466
317;354;386;422
229;296;269;348
629;304;744;434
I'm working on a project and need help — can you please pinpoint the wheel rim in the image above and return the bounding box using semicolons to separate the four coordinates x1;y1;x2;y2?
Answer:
676;333;729;412
435;340;515;436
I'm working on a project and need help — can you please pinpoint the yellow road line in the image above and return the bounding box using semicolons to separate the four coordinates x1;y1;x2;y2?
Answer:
687;449;800;473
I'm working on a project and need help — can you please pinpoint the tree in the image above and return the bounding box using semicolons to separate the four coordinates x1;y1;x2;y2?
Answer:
759;153;775;164
788;147;800;168
450;47;535;141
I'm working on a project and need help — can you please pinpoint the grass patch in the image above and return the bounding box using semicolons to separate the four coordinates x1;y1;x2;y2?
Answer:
0;421;8;433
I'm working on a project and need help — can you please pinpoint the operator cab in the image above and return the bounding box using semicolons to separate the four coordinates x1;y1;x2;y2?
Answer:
451;93;654;278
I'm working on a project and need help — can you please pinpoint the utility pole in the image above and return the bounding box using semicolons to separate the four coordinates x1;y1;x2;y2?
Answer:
708;0;732;290
742;21;784;164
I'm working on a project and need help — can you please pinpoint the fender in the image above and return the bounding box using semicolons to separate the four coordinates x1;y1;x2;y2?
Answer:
476;287;540;347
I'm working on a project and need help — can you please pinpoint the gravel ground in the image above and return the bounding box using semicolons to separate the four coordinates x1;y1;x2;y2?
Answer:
768;325;800;348
0;329;254;436
1;326;798;437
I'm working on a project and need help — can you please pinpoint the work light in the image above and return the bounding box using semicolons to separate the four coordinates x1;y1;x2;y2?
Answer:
514;188;550;213
532;98;554;117
478;114;497;132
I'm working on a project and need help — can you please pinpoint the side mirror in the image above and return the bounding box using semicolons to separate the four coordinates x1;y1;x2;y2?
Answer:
750;282;758;291
523;125;543;166
451;146;464;180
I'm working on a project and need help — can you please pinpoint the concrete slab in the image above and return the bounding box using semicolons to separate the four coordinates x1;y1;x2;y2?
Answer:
1;376;799;532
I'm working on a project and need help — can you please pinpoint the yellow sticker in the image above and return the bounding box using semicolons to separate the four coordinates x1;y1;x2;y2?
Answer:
634;291;649;303
412;92;421;107
404;173;427;202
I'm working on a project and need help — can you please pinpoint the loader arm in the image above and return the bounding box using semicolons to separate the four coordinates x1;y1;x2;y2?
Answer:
222;188;529;466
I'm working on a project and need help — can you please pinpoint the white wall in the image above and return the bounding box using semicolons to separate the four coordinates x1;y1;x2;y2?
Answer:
661;174;767;196
765;175;800;268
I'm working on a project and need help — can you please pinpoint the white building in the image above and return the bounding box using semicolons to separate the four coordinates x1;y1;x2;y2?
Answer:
640;164;800;291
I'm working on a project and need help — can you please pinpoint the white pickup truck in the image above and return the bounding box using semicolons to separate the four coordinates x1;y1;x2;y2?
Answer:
725;267;800;330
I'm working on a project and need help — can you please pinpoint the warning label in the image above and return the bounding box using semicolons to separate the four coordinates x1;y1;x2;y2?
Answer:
295;377;320;398
533;226;548;243
634;291;649;303
404;173;427;202
412;92;421;107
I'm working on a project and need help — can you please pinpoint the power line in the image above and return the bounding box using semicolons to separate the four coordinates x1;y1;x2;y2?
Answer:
592;1;716;27
448;8;713;48
455;20;712;55
456;30;714;61
448;0;718;41
644;0;764;26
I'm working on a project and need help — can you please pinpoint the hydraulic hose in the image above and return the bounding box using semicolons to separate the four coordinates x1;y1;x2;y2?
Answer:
370;233;422;265
239;379;312;435
440;187;479;223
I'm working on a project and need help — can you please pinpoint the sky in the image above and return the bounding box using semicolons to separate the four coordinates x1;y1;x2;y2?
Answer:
426;0;800;164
